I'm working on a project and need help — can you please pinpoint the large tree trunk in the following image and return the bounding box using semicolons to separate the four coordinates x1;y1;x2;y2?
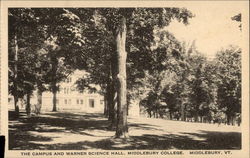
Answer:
115;16;128;138
107;80;117;128
107;85;113;121
107;69;114;121
108;52;118;130
111;92;117;129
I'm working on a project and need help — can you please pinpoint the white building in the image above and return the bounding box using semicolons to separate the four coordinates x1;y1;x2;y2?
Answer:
39;70;105;113
8;70;104;113
9;69;140;116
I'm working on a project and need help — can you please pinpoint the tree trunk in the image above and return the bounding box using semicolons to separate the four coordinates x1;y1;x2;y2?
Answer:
36;87;42;115
194;113;199;122
107;79;117;130
226;114;231;125
51;53;58;112
52;88;57;112
115;16;128;138
231;115;235;126
110;92;117;129
108;50;118;130
200;116;203;123
104;92;108;117
13;34;19;114
107;81;114;121
14;96;19;114
153;110;156;118
26;94;31;116
181;104;186;121
148;110;152;118
156;108;159;118
169;111;172;120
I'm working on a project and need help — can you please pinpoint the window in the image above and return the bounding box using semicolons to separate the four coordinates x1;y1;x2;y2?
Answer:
80;99;83;104
100;100;104;105
89;99;95;108
68;99;71;105
64;99;67;104
64;88;67;94
66;77;72;83
8;98;13;102
77;99;79;104
60;88;63;94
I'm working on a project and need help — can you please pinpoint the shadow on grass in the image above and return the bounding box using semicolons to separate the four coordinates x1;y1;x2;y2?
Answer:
50;131;240;150
9;110;241;150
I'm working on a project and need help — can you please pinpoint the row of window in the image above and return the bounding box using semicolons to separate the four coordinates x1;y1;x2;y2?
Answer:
57;98;96;108
58;87;83;94
65;77;72;83
76;99;84;104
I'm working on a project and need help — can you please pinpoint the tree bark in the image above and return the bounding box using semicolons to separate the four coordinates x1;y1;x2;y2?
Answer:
148;110;152;118
169;111;172;120
200;116;203;123
13;34;19;114
26;94;31;116
194;106;199;122
107;79;117;129
110;92;117;129
108;52;118;130
181;104;186;121
115;16;128;138
52;86;57;112
104;92;108;117
194;113;199;122
51;54;58;112
107;78;114;121
36;87;42;115
14;96;19;114
226;113;231;125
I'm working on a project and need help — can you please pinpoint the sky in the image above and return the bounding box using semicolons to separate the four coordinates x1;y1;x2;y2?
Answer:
165;3;243;58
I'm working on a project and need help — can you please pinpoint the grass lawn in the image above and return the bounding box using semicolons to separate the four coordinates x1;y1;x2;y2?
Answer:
9;110;241;150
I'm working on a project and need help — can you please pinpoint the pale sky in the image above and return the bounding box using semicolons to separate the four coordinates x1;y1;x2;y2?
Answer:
166;4;243;58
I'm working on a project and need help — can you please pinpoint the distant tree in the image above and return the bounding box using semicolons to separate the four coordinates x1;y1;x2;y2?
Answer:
132;28;187;119
8;8;45;115
33;8;89;112
215;46;241;125
188;56;212;122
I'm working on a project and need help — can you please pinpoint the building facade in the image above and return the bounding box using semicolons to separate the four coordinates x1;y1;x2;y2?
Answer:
40;70;105;113
8;70;104;113
9;70;140;116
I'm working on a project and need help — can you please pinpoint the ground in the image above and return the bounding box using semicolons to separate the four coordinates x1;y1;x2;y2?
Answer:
9;110;241;150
